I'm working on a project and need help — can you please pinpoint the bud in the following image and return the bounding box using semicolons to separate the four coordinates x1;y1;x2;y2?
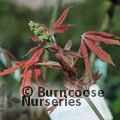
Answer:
43;33;48;40
38;27;44;33
28;21;35;31
34;23;39;28
38;36;44;41
46;32;52;38
34;27;44;36
28;21;34;27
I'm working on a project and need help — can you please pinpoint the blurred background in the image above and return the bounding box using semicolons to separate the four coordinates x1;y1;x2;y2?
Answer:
0;0;120;119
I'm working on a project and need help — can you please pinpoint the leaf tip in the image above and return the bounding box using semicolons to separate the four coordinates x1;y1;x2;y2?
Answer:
112;62;116;67
69;5;74;8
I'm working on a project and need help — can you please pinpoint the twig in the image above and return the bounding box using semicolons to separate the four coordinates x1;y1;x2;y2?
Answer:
84;97;104;120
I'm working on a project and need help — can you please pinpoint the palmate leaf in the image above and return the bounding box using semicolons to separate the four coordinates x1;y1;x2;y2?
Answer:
0;47;45;96
30;6;73;42
84;38;115;66
80;31;120;79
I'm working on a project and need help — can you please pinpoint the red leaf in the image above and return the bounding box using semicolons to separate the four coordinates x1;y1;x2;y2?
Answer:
22;41;46;58
63;78;71;89
15;60;27;64
40;24;50;33
53;24;72;34
84;38;115;66
94;70;99;77
77;75;88;82
51;45;82;58
33;65;46;87
73;45;82;67
77;82;88;86
93;70;102;81
81;40;92;78
22;48;44;69
0;62;25;76
86;34;120;45
53;6;72;30
18;62;29;82
38;60;62;69
74;84;78;90
85;31;117;38
31;36;39;42
20;66;33;96
56;53;72;72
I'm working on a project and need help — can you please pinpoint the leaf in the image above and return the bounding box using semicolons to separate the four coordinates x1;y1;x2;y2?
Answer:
22;41;46;58
15;60;27;64
68;78;76;83
77;75;88;82
18;62;29;82
77;82;88;86
64;40;72;50
20;66;33;96
31;36;39;42
63;78;71;89
84;38;115;66
22;48;44;69
0;62;25;76
81;40;92;78
86;34;120;45
85;31;117;38
56;53;72;71
73;45;82;67
53;24;72;34
51;45;82;58
37;60;62;69
74;84;78;90
53;6;72;30
33;65;46;87
40;24;50;33
93;70;102;82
